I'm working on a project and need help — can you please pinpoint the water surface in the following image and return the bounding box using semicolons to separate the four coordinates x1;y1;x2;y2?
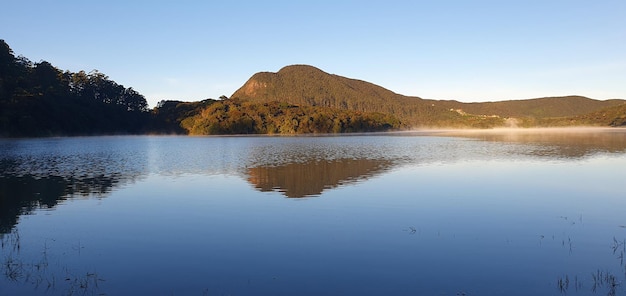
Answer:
1;129;625;295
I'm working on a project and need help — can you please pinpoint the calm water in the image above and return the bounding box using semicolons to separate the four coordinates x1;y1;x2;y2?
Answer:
1;129;625;295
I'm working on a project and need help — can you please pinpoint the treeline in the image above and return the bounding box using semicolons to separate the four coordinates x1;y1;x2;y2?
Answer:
179;98;403;135
0;40;150;137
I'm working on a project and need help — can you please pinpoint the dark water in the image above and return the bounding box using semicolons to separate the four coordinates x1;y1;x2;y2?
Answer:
1;129;625;295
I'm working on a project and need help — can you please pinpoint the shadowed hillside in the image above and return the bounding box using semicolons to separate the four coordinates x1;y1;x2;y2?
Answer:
0;39;151;137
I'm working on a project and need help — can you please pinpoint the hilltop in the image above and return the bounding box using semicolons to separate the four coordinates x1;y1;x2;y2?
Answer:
232;65;411;109
231;65;463;127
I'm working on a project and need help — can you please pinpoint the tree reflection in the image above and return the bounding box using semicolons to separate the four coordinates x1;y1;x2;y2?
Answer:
247;158;392;198
0;171;137;234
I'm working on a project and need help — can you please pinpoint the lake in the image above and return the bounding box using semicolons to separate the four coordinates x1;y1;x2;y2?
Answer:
1;128;625;295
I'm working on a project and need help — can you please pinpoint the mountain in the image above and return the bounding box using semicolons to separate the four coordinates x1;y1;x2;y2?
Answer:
232;64;411;109
231;65;625;127
231;65;467;127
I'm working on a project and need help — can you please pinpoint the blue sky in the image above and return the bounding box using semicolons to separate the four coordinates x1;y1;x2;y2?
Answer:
2;0;624;107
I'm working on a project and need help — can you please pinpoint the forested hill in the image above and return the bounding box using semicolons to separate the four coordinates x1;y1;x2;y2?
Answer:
231;65;460;126
231;65;626;126
0;40;150;137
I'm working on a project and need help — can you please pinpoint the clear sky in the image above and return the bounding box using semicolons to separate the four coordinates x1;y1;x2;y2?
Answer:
2;0;624;107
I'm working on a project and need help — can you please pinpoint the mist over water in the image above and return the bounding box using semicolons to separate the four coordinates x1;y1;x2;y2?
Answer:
1;129;625;295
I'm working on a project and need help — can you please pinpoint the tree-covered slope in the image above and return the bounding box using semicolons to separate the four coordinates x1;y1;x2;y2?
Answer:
179;98;403;135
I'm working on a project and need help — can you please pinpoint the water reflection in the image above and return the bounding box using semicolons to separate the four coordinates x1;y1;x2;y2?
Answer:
1;130;626;233
247;158;392;198
1;131;626;295
436;128;626;158
0;170;138;233
0;137;148;234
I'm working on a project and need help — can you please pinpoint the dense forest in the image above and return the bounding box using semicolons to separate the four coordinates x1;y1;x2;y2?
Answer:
2;39;625;137
0;40;151;137
179;98;402;134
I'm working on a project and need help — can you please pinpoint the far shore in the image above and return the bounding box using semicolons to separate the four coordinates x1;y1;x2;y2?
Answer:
403;126;626;135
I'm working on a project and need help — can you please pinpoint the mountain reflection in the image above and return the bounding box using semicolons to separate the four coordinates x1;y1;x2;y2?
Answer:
247;158;392;198
2;130;625;233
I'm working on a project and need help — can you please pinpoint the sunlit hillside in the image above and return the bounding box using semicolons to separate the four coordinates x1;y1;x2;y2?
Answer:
230;65;625;129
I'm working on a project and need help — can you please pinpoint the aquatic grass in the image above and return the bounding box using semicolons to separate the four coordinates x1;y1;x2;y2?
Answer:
556;235;626;296
557;274;569;293
559;270;621;296
402;226;418;235
591;270;620;296
560;236;574;254
1;230;21;252
1;229;106;295
4;256;24;281
63;270;105;296
557;274;584;294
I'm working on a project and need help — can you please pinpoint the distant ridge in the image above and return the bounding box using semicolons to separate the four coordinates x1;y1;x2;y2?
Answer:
448;95;626;118
231;65;625;127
